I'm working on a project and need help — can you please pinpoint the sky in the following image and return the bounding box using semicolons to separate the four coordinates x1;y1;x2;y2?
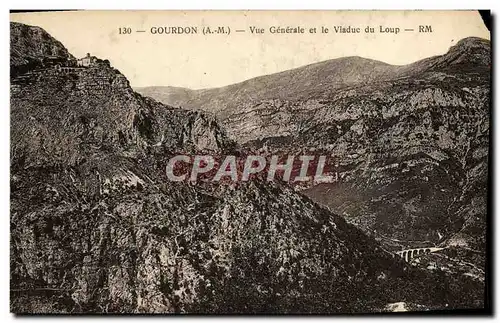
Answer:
10;10;490;89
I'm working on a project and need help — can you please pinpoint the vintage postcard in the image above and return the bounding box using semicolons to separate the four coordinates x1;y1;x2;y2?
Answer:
10;10;490;314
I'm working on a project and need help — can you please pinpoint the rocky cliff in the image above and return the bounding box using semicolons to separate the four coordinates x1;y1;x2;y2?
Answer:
139;37;490;244
10;22;487;313
138;37;490;286
11;62;233;171
10;22;74;77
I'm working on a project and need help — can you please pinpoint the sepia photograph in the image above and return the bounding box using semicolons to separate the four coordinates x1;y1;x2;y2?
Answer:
9;9;491;314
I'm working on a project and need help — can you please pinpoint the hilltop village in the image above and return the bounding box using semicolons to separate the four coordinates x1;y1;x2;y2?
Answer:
11;52;130;95
13;52;110;79
50;52;109;71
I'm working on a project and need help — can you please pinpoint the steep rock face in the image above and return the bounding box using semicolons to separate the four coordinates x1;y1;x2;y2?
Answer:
10;22;74;76
144;96;235;153
11;61;233;170
11;165;483;313
138;37;490;252
10;22;487;313
239;38;491;283
269;75;489;247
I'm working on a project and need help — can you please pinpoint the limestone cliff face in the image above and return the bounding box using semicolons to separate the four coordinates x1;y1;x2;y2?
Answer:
10;22;74;76
10;22;487;313
11;60;233;171
11;164;482;313
138;37;490;256
250;49;490;251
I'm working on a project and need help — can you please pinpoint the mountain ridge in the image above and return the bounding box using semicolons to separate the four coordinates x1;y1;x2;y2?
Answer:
137;34;490;269
10;21;485;314
135;36;490;118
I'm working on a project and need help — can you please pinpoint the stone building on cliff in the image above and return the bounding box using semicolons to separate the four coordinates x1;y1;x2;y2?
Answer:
77;53;97;67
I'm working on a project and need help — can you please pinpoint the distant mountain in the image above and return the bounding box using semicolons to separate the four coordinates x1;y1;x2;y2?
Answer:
134;86;202;111
138;37;490;259
11;21;485;314
135;37;490;120
136;56;401;118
